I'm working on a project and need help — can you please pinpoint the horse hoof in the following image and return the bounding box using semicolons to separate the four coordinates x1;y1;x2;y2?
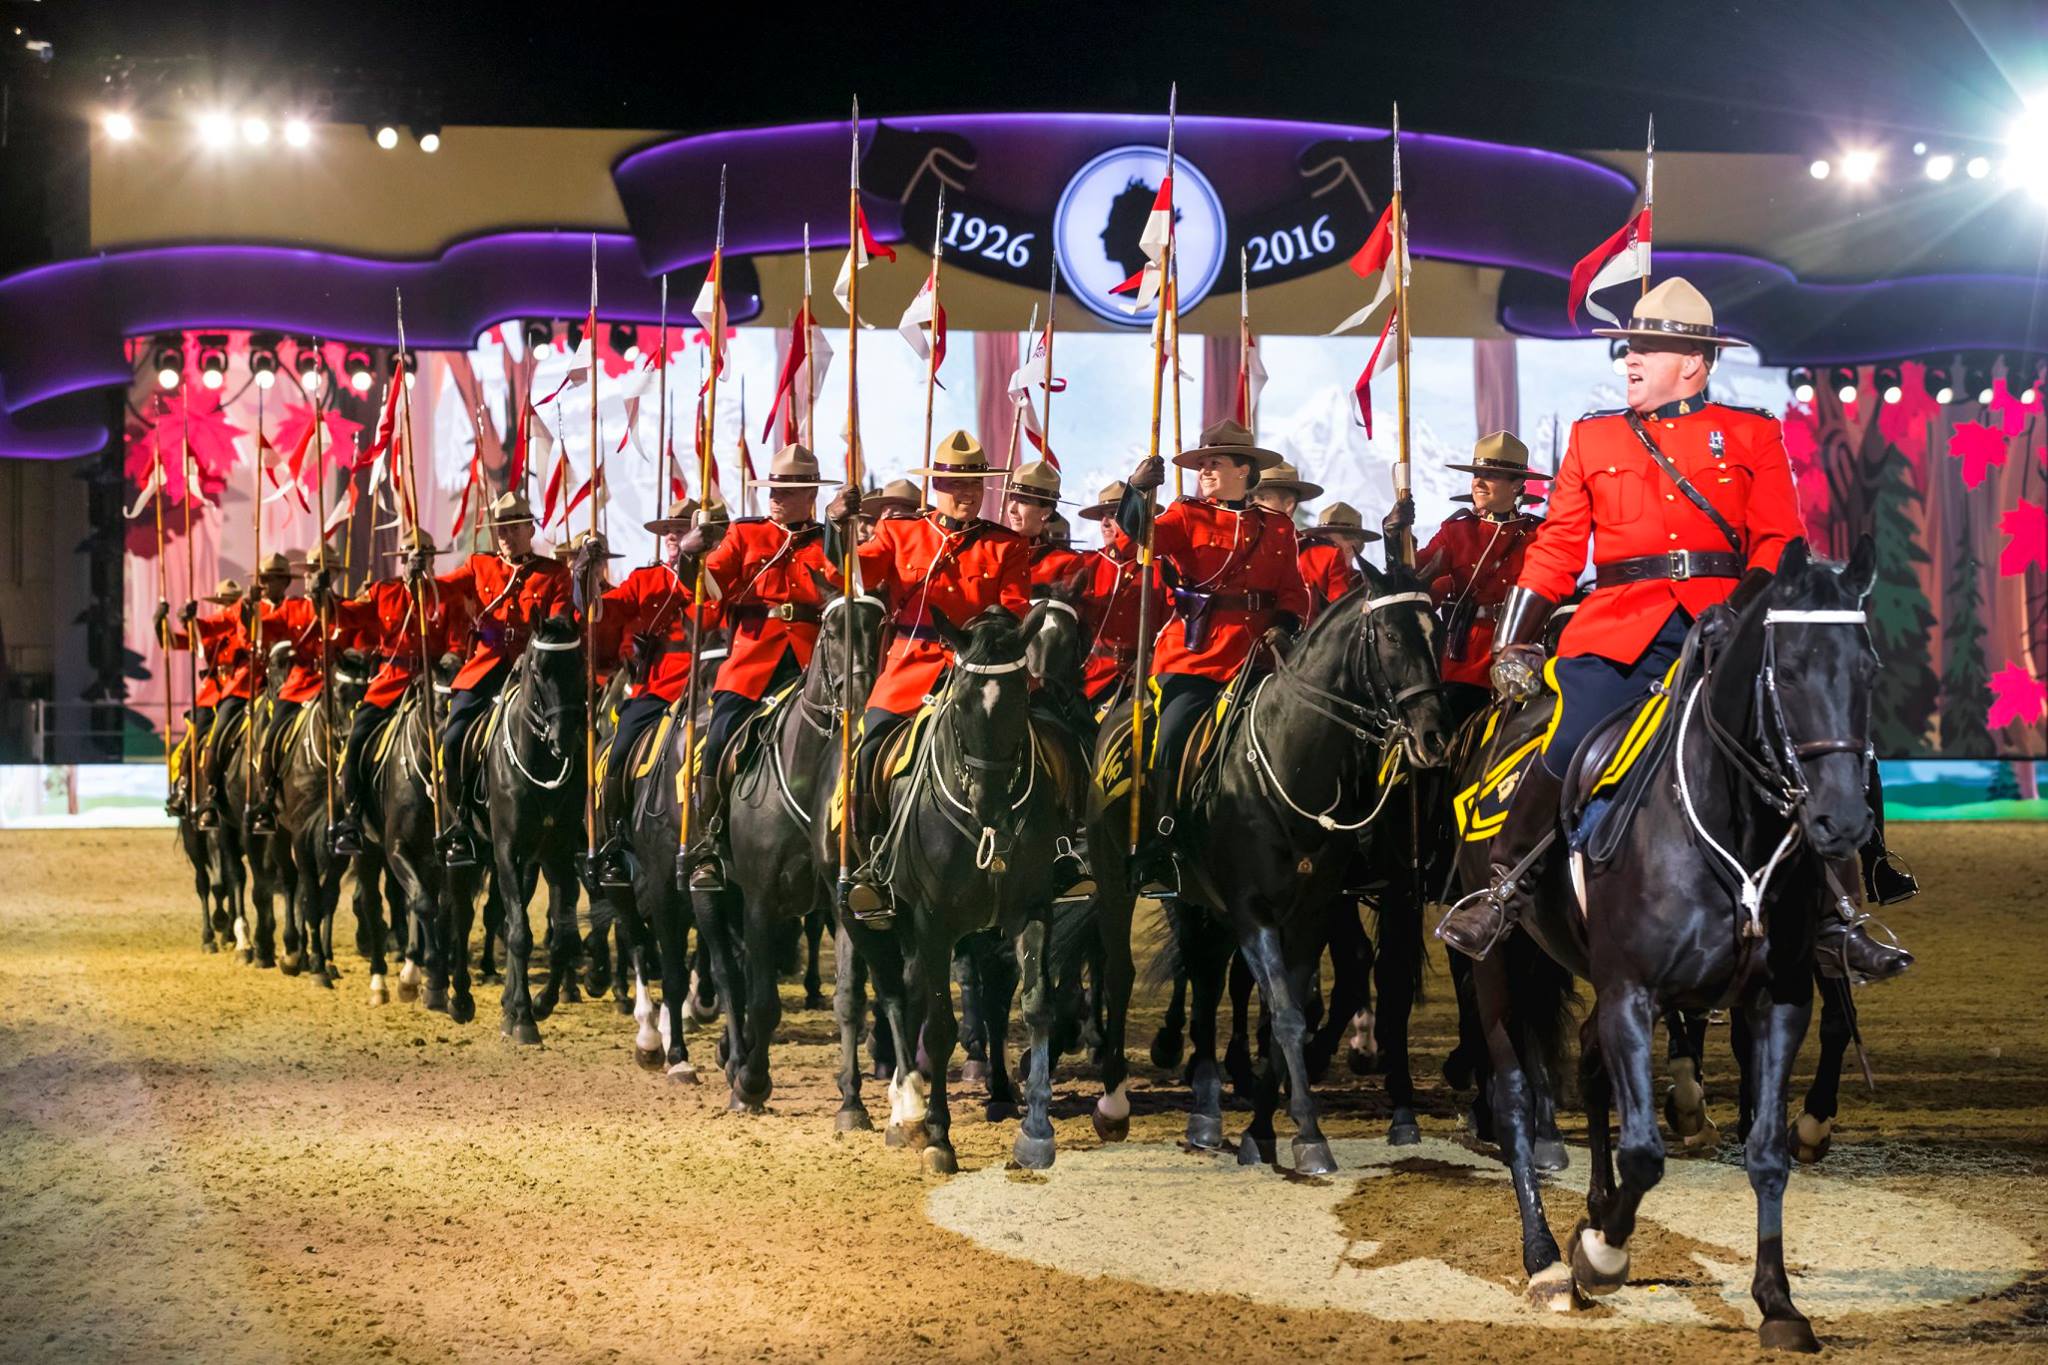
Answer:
1290;1138;1338;1176
1347;1046;1377;1076
449;995;475;1026
804;992;829;1011
1091;1110;1130;1144
1792;1113;1834;1165
1758;1316;1822;1353
728;1093;766;1116
667;1061;699;1085
885;1123;926;1151
921;1144;958;1176
1011;1132;1056;1170
1387;1112;1422;1146
313;970;335;990
1569;1220;1629;1297
634;1046;664;1072
237;950;254;965
1185;1113;1224;1151
531;994;557;1023
1533;1138;1571;1173
396;980;419;1004
1235;1133;1277;1167
480;971;502;986
613;997;635;1017
984;1100;1019;1124
835;1106;873;1133
1149;1028;1184;1071
203;940;220;954
960;1058;989;1085
686;997;720;1026
369;985;389;1007
1526;1262;1575;1313
279;954;303;977
422;986;449;1014
501;1019;542;1047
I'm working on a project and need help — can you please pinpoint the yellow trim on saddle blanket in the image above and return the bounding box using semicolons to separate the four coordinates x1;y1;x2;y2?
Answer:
825;705;933;834
1588;658;1682;796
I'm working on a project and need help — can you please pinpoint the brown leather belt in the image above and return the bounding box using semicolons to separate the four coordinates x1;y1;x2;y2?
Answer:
1089;642;1135;662
1595;550;1743;588
731;602;822;625
1199;591;1277;612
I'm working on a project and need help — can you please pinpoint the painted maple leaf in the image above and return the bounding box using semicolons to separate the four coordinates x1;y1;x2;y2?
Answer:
1875;363;1941;466
1948;421;2009;489
1987;660;2048;731
1987;377;2042;437
1998;498;2046;577
124;392;247;506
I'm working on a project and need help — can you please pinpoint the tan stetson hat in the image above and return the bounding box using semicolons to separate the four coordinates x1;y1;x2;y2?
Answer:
1446;430;1548;479
752;442;841;489
1591;277;1743;348
1078;480;1127;522
644;497;698;533
1255;460;1324;500
301;542;341;571
1044;511;1073;548
1174;417;1284;472
554;529;622;561
1451;492;1545;506
1005;459;1062;506
488;491;535;526
394;525;446;556
1301;501;1383;545
860;478;921;518
203;578;246;605
254;551;300;578
912;429;1005;478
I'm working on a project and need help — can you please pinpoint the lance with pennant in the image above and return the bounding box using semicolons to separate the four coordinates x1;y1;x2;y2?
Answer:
1387;103;1416;568
835;99;863;913
677;169;727;885
393;295;443;836
584;237;606;877
242;390;260;830
918;186;947;503
183;408;201;812
1004;303;1038;470
151;414;173;792
1128;82;1175;858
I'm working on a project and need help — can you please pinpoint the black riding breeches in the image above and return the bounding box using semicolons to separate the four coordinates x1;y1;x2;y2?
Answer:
205;695;249;789
1152;672;1222;804
437;662;510;791
1541;612;1690;779
344;700;393;813
603;692;670;825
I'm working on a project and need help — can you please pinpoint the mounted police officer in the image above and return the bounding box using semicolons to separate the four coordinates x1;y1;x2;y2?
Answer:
824;429;1030;922
1434;278;1913;980
1005;460;1086;591
1297;501;1378;621
1121;418;1312;883
1073;481;1168;704
420;491;574;866
155;578;247;821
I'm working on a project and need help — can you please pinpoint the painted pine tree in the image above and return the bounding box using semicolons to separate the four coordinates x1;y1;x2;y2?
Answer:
1940;513;1996;758
1865;445;1939;755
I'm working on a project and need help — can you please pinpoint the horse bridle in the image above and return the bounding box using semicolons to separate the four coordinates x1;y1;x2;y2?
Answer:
794;594;885;734
1703;608;1873;819
1274;589;1441;743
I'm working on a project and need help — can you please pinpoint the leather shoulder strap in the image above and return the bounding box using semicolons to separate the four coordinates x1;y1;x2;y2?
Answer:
1622;411;1743;555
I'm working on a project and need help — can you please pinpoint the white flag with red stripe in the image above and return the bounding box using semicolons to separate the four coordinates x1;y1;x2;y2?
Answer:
1353;307;1400;438
1107;175;1173;313
323;474;359;537
1567;206;1653;328
896;268;948;371
1327;203;1408;336
1006;325;1064;461
832;204;897;321
1235;331;1267;428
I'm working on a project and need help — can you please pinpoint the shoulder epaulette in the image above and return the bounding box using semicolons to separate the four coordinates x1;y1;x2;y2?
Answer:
732;515;769;525
1710;402;1780;421
1445;507;1476;523
1578;406;1629;421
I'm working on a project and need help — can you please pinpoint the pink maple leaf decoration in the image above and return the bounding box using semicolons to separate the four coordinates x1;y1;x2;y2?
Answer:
1949;421;2009;489
1988;378;2042;437
124;393;248;507
1987;660;2048;731
270;402;366;472
1876;362;1941;466
1998;499;2047;577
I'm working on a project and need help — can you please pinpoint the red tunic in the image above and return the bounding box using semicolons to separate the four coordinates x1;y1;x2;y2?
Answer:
1077;538;1168;701
856;511;1031;715
1516;401;1802;664
433;552;575;691
1418;509;1542;687
254;597;343;705
329;580;469;709
592;562;707;704
1297;539;1363;621
1145;498;1312;682
1028;542;1089;593
703;519;843;700
165;609;246;707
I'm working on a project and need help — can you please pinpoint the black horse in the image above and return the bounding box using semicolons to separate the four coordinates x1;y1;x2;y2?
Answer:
1453;539;1877;1348
270;651;371;990
1093;561;1450;1172
172;723;239;954
819;607;1081;1172
698;583;885;1113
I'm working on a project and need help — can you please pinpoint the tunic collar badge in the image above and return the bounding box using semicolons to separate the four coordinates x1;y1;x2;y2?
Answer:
1709;431;1725;455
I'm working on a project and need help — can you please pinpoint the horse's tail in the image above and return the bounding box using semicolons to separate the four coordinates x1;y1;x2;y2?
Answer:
1506;930;1579;1081
1138;902;1182;993
1049;896;1098;982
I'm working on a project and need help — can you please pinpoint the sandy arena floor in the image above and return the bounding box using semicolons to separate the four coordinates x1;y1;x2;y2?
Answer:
1;824;2044;1363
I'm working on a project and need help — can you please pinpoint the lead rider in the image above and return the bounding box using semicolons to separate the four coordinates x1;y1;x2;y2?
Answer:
1435;277;1914;979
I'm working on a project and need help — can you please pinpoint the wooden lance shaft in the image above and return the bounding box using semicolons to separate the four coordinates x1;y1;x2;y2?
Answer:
835;111;862;901
1127;274;1170;857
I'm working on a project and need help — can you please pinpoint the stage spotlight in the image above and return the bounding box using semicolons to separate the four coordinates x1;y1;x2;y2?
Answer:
414;124;441;154
609;323;638;360
373;124;400;151
295;349;325;393
1608;339;1628;376
249;334;281;390
198;111;234;149
1965;361;1994;406
1842;149;1880;183
1924;363;1955;405
197;337;229;391
1967;155;1991;179
521;321;552;354
344;351;375;394
1925;154;1954;181
1788;366;1815;404
101;111;135;142
283;118;312;148
393;350;419;389
1875;364;1903;404
240;116;270;147
1829;366;1858;404
2008;98;2048;201
153;341;184;391
1913;141;1928;156
1808;159;1831;180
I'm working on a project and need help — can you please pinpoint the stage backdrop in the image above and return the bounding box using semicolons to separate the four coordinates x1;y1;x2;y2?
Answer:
120;328;2044;780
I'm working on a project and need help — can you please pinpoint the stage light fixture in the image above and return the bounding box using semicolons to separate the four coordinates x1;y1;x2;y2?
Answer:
198;337;229;391
249;335;281;390
521;321;552;354
1925;154;1954;181
1924;363;1955;405
1842;149;1880;183
414;125;441;154
1967;155;1991;179
1875;364;1903;404
2008;98;2048;201
392;350;419;389
1965;361;1994;406
1808;159;1831;180
1788;366;1815;404
1913;141;1928;156
152;341;184;392
240;116;270;147
373;124;400;151
198;111;234;149
609;323;638;360
1608;339;1628;376
101;111;135;142
283;118;312;148
1829;366;1858;404
344;351;375;394
295;349;325;393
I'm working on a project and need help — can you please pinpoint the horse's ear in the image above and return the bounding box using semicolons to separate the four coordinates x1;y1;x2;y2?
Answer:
1776;538;1810;580
925;603;966;653
1844;534;1877;600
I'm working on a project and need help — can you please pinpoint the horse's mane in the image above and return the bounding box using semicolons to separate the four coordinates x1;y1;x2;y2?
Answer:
956;607;1027;666
1298;556;1430;651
